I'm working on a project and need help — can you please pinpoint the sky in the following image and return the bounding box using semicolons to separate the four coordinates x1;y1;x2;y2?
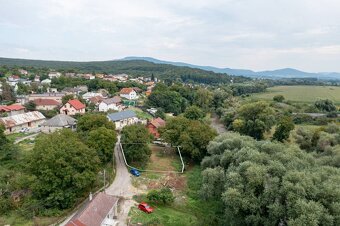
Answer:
0;0;340;72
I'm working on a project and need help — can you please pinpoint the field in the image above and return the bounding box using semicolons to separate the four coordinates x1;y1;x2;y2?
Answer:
252;86;340;104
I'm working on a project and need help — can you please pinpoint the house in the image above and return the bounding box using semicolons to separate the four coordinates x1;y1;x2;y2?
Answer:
0;104;25;116
41;79;52;85
99;96;122;112
146;117;166;138
60;99;86;115
89;96;104;106
76;85;88;92
34;75;40;82
82;92;103;100
48;72;61;79
107;110;138;130
19;69;28;75
62;87;82;95
83;74;95;80
0;111;45;134
33;99;60;111
28;92;65;104
65;73;76;77
66;192;118;226
119;88;137;100
132;87;143;93
41;114;77;133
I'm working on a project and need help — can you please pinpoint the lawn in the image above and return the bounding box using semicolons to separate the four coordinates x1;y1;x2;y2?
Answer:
127;106;153;120
145;144;182;172
129;166;223;226
252;85;340;104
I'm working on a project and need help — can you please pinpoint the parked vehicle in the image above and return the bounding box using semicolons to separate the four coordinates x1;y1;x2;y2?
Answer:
130;168;140;177
19;127;29;133
138;202;154;214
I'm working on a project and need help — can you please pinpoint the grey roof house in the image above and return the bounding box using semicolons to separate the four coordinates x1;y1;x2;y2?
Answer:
107;110;138;130
41;114;77;133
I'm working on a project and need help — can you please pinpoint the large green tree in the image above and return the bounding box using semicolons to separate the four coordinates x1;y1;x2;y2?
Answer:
77;113;115;134
87;127;117;164
201;132;340;226
28;129;100;209
232;101;275;140
147;90;187;115
272;116;295;142
183;105;205;120
160;117;217;161
121;124;152;164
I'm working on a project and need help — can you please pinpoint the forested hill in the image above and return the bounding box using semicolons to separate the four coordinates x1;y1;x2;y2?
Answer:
0;57;250;84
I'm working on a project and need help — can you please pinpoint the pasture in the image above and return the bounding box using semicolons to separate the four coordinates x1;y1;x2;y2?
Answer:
252;86;340;104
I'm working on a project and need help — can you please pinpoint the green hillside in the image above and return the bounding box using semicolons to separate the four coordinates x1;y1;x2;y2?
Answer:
0;57;249;84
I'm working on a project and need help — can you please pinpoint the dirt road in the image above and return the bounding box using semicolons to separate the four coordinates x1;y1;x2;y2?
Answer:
210;114;227;134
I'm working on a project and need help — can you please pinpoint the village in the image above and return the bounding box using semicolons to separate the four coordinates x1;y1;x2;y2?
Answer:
0;69;163;135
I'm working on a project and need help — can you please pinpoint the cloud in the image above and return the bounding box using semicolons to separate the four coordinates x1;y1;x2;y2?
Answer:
0;0;340;71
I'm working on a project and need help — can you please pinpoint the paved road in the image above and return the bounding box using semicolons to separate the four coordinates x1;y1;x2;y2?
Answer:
210;114;227;135
106;135;137;226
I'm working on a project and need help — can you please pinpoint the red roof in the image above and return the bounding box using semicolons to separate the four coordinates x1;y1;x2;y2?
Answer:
66;192;118;226
120;88;134;94
0;104;25;112
68;99;86;110
34;98;60;106
149;117;166;128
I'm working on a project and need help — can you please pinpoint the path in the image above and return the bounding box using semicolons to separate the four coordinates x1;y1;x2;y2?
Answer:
14;133;39;144
210;114;227;134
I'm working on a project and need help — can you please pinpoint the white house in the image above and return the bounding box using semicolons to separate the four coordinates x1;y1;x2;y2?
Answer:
107;110;138;130
119;88;137;100
41;79;52;85
99;96;122;112
48;72;61;79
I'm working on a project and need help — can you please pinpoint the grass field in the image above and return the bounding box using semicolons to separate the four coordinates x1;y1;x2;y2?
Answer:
252;86;340;104
146;144;182;172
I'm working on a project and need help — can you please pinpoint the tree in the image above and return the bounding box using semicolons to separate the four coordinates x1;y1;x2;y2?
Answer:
121;124;152;164
201;132;340;226
272;116;295;142
147;188;174;204
87;127;117;164
194;88;213;112
273;95;285;102
183;105;205;120
0;125;18;162
155;108;166;120
77;113;115;134
160;117;217;161
315;99;336;112
24;101;36;111
147;90;187;115
232;101;275;140
1;81;15;102
62;94;75;105
28;129;100;209
151;73;155;81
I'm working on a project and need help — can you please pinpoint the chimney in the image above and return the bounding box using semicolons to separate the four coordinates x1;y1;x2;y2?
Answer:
89;192;93;201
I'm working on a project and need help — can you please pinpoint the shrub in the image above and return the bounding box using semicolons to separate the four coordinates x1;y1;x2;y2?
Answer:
147;188;174;205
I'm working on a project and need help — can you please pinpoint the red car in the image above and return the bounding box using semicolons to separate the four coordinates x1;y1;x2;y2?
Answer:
138;202;154;214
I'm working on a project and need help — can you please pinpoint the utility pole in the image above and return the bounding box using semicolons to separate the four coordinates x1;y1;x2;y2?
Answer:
103;169;106;193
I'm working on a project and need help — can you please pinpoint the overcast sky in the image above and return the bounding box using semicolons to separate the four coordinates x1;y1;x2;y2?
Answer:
1;0;340;72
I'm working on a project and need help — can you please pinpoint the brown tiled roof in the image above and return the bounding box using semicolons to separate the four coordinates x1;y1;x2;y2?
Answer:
149;117;166;128
66;192;118;226
120;88;134;94
34;98;60;106
89;96;104;104
0;104;25;112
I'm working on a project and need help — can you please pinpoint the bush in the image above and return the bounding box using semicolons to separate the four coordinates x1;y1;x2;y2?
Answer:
147;188;174;205
273;95;285;102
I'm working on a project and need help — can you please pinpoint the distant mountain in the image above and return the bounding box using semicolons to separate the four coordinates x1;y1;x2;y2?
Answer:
122;57;340;80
